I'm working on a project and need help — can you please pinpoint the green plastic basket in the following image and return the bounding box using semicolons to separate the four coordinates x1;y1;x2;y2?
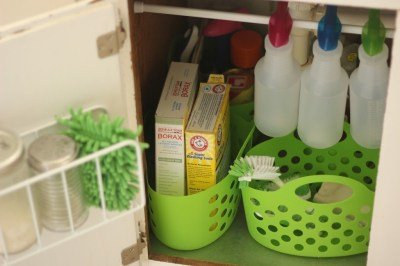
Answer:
148;103;254;250
242;124;379;257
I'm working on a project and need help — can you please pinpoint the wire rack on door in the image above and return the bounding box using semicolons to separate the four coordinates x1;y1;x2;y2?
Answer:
0;118;145;266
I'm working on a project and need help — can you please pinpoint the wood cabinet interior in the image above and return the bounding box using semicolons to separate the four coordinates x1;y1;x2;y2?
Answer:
128;1;393;265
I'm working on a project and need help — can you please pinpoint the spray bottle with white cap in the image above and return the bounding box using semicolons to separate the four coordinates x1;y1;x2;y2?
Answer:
350;10;389;149
254;1;301;137
297;5;349;149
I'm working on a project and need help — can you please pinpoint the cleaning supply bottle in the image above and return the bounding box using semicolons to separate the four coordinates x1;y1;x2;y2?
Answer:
254;1;301;137
350;10;389;149
297;6;349;148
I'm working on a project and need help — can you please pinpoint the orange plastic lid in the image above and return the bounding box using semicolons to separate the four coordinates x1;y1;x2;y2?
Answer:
230;29;263;69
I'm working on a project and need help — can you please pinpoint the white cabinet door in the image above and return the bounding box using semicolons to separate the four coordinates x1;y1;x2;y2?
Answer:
0;1;147;265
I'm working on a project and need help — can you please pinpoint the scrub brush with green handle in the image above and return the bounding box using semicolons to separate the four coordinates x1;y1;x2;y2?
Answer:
229;155;311;199
58;108;148;211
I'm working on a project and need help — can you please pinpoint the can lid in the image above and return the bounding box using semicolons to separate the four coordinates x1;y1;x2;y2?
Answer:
0;129;24;173
230;29;263;69
28;134;78;172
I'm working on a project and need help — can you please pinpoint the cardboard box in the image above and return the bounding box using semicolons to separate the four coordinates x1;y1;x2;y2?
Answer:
155;62;199;196
185;75;230;195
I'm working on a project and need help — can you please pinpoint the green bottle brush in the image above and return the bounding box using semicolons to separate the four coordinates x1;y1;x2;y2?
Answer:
58;108;148;211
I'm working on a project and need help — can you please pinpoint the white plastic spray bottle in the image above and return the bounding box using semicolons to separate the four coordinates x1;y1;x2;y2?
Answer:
297;5;349;149
254;1;301;137
350;10;389;149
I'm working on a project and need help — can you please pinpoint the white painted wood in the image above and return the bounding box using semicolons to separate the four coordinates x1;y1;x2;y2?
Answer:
0;1;125;134
1;0;146;265
367;10;400;266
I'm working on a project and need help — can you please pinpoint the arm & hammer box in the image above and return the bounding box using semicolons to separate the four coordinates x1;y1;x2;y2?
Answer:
155;62;199;196
185;75;231;195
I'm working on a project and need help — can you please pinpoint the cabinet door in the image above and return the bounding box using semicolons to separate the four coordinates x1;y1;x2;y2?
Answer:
0;1;147;265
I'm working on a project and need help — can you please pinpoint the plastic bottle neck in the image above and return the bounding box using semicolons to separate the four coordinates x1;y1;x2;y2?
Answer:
357;44;389;82
263;37;296;74
310;41;343;81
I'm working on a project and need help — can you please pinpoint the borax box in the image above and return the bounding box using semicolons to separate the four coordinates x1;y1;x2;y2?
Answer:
155;62;199;195
185;75;230;195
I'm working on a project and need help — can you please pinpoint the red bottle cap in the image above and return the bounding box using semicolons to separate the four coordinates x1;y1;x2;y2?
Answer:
268;2;293;47
230;29;263;69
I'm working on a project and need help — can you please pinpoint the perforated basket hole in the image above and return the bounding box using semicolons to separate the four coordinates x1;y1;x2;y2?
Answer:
332;207;342;215
352;166;361;174
280;165;289;173
363;176;373;185
342;244;352;251
344;229;353;236
316;155;325;163
303;148;312;155
328;149;337;156
257;227;266;235
292;214;302;222
306;238;315;245
331;238;340;245
356;235;365;242
346;214;355;222
318;245;328;252
340;156;350;164
209;223;218;231
209;208;218;217
358;221;367;228
354;151;363;158
305;207;315;215
151;219;156;228
265;210;275;217
268;225;278;233
254;212;263;220
319;215;329;223
221;194;228;204
360;205;371;214
220;223;226;231
209;194;219;204
366;161;376;169
291;156;301;164
328;163;337;171
250;198;260;206
339;172;348;177
281;235;291;242
221;209;227;217
278;150;287;158
332;223;342;230
280;220;290;228
235;194;239;203
271;239;280;246
306;222;315;230
228;209;233;217
294;244;304;251
319;231;328;238
304;163;313;170
293;229;303;236
278;205;288;213
230;180;236;189
228;195;233;204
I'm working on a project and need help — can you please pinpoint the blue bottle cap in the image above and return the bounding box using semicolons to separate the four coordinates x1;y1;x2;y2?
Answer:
317;6;342;51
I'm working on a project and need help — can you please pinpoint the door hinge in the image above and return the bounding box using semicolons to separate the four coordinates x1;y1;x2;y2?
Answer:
121;232;146;265
97;24;126;58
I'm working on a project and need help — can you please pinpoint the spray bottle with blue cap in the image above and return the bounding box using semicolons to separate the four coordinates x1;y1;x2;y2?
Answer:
350;10;389;149
297;5;349;149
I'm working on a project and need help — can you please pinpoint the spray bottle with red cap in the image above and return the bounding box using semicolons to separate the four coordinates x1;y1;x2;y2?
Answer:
297;5;349;148
254;1;301;137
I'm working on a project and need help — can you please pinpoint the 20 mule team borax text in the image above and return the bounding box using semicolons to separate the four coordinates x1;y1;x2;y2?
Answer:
155;62;199;196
